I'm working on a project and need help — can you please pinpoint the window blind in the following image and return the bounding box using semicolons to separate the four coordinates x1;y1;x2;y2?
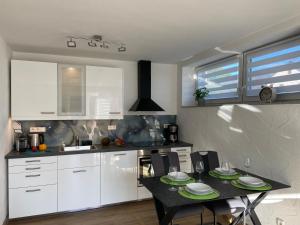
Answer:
246;38;300;96
197;56;240;100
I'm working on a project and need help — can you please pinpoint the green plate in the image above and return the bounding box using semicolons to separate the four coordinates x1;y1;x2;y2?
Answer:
209;170;240;180
160;176;195;186
231;180;272;191
178;188;220;200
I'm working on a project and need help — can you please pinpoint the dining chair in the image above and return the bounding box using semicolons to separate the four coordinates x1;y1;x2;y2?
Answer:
190;151;245;225
151;153;204;225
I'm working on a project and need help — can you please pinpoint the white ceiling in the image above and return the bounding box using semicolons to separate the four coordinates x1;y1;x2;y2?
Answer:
0;0;299;63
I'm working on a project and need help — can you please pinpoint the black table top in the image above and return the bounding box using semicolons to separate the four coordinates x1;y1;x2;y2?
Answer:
5;141;192;159
139;169;290;208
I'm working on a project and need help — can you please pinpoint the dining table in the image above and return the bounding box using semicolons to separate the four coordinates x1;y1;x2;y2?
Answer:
139;169;290;225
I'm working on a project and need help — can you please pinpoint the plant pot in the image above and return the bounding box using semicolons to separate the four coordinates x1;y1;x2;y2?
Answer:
197;99;205;106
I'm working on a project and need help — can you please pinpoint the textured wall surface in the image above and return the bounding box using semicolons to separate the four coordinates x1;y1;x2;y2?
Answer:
178;104;300;224
0;36;12;224
15;115;176;147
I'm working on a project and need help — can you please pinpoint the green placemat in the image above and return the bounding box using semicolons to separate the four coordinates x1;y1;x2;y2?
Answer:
160;176;195;186
231;180;272;191
209;170;241;180
178;188;220;200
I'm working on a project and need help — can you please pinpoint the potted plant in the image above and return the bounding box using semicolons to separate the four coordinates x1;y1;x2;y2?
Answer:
193;87;209;105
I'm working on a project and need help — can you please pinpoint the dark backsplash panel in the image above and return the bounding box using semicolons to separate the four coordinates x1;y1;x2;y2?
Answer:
16;115;176;147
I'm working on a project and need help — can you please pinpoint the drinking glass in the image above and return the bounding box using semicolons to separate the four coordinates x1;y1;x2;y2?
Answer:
244;158;251;175
168;166;178;191
195;161;204;182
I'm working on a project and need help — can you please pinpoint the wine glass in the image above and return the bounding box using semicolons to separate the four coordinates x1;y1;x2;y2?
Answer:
195;161;204;182
222;161;231;173
168;166;178;191
244;158;251;176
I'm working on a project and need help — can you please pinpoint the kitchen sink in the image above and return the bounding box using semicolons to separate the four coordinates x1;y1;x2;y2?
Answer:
63;145;97;152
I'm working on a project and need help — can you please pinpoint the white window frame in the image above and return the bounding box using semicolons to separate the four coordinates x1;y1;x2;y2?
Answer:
195;55;243;105
243;35;300;103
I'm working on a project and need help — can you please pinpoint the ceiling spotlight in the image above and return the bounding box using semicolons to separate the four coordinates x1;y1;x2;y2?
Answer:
88;40;97;47
118;45;126;52
67;38;76;48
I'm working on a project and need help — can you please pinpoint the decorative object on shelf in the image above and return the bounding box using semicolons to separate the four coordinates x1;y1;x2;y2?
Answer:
259;85;276;103
193;87;209;105
66;35;126;52
101;137;111;146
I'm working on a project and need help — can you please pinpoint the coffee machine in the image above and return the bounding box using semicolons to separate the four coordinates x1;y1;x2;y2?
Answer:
165;124;178;143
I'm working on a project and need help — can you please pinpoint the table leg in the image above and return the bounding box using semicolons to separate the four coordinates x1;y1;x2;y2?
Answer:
230;192;269;225
153;196;179;225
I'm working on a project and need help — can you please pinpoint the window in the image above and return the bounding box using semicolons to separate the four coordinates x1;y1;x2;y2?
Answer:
245;37;300;100
196;55;242;103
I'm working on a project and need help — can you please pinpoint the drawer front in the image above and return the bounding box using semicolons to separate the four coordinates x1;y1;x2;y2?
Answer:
9;156;57;167
58;153;100;169
9;170;57;188
9;184;57;219
171;147;192;154
9;162;57;174
180;161;192;173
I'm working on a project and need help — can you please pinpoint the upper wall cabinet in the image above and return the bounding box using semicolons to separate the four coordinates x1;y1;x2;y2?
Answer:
58;64;86;116
86;66;123;119
11;60;58;120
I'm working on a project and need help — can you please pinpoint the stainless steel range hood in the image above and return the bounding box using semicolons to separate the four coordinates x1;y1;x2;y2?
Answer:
129;60;164;111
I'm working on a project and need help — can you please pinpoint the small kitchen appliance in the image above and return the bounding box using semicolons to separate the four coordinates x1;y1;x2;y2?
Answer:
167;124;178;143
29;133;45;151
15;136;28;152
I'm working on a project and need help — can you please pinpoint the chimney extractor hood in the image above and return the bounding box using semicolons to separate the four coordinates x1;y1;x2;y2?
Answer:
129;60;164;111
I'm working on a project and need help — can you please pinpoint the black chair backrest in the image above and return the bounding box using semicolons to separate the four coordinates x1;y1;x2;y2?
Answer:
151;153;167;177
167;152;181;171
190;151;220;173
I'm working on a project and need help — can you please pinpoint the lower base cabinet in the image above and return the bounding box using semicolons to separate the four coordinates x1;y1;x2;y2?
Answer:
101;151;138;205
9;184;57;219
58;166;100;211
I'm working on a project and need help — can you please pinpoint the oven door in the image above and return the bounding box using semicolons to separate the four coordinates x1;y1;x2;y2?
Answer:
138;156;154;187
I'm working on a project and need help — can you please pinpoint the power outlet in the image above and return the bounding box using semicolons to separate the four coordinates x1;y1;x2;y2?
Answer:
276;217;285;225
108;125;117;131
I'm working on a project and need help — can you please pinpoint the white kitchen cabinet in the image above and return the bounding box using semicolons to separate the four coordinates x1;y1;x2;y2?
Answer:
9;184;58;219
11;60;57;120
57;153;100;212
171;147;192;173
86;66;123;119
58;166;100;211
58;64;86;116
101;151;137;205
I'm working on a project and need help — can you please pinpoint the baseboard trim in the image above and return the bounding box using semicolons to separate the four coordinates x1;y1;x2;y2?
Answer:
2;217;8;225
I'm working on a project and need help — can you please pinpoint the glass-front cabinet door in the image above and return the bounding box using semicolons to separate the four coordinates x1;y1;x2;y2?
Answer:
58;64;86;116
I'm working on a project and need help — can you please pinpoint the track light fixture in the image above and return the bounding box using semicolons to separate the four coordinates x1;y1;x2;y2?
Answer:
66;35;126;52
67;38;76;48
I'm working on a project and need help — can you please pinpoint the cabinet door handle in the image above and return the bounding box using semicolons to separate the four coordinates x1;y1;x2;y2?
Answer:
26;167;41;170
180;160;187;163
114;153;126;156
40;112;55;115
73;170;87;173
109;112;121;114
26;189;41;193
25;174;41;178
25;160;40;163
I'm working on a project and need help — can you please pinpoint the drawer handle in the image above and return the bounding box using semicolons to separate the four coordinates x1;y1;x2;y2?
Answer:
73;170;87;173
25;160;41;163
26;189;41;193
40;112;55;115
25;174;41;178
26;167;41;170
109;112;121;114
178;154;187;157
180;160;187;163
114;153;126;156
176;149;187;152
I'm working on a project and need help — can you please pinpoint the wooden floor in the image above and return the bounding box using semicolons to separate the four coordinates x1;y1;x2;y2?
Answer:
8;200;236;225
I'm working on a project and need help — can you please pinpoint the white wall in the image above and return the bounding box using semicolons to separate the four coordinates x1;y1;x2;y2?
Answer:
12;52;177;115
0;36;12;224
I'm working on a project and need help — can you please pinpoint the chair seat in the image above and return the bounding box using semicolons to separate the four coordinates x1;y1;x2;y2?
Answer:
205;197;245;215
170;204;205;219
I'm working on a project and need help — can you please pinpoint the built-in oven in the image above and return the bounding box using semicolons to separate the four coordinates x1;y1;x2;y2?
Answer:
137;148;170;187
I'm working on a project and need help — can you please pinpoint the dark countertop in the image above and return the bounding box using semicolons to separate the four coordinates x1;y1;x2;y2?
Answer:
5;141;193;159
